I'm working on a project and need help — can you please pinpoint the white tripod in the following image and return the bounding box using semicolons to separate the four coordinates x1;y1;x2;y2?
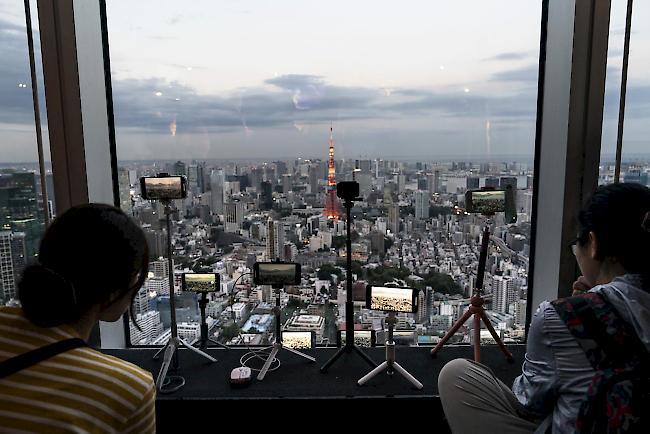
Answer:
358;312;423;389
257;285;316;380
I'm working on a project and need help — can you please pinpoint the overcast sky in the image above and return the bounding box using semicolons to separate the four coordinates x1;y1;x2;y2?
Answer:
1;0;648;162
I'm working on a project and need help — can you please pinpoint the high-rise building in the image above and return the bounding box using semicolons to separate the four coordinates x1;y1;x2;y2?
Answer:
426;171;440;194
396;173;406;193
414;190;429;220
225;201;244;233
0;171;44;258
467;176;480;190
172;161;186;176
266;219;285;261
150;259;169;279
118;167;132;215
282;174;292;194
492;275;517;315
388;204;400;235
0;231;25;303
485;177;500;188
210;169;225;214
260;181;273;210
324;127;340;220
500;177;518;190
370;231;385;255
144;228;168;259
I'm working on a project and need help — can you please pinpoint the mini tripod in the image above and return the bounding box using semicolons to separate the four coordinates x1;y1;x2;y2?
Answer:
430;220;513;363
194;292;229;350
358;311;423;389
257;284;316;380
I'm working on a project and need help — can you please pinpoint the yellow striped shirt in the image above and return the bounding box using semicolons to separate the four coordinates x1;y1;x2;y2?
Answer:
0;307;156;434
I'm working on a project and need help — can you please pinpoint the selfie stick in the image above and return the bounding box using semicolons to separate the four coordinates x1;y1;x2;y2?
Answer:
257;282;316;381
320;186;377;373
154;199;217;394
358;311;423;389
430;218;513;363
195;292;229;350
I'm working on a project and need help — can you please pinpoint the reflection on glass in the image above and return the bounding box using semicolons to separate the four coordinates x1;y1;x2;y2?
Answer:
106;0;541;346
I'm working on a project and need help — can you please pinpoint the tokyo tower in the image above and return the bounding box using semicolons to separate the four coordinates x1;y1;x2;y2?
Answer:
324;125;340;220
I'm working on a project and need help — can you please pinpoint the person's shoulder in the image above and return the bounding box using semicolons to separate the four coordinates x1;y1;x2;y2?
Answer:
75;347;154;392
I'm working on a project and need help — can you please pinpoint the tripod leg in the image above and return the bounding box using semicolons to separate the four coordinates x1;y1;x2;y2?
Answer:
358;361;389;386
153;341;169;360
283;346;316;362
257;346;280;381
320;346;346;373
480;312;513;361
179;338;217;362
431;308;473;357
392;362;424;389
156;340;179;391
209;338;229;349
473;312;482;363
353;344;378;368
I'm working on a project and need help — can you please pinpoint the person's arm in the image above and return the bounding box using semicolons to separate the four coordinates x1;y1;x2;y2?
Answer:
124;381;156;434
512;301;559;417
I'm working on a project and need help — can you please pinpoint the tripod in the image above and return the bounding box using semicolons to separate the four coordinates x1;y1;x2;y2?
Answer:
320;186;377;373
430;220;513;363
257;285;316;380
153;200;217;394
193;292;229;350
358;312;423;389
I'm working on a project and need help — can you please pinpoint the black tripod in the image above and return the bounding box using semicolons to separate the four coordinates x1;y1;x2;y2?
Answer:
153;200;217;394
321;182;377;372
430;219;513;363
194;292;229;350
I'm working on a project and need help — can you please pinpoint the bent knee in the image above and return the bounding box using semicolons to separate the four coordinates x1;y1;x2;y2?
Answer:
438;358;473;394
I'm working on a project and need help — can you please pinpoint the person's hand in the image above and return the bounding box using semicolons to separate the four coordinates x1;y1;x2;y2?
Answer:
572;276;592;295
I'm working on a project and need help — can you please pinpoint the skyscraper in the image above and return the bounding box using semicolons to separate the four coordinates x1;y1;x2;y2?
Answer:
492;275;517;315
388;204;400;235
0;231;24;303
260;181;273;210
414;190;429;220
324;126;340;220
225;201;244;233
210;169;225;214
266;219;285;261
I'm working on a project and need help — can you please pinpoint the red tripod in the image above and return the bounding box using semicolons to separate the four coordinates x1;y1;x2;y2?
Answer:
431;223;513;363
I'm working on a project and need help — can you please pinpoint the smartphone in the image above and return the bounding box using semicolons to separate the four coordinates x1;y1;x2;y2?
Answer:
282;331;314;349
365;285;418;313
140;174;187;200
253;262;301;286
337;329;376;347
182;273;220;293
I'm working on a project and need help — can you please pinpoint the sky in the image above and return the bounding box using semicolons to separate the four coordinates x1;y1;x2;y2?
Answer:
1;0;648;163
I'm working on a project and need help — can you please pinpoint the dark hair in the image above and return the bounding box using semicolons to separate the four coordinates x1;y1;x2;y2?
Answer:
578;183;650;283
18;203;149;328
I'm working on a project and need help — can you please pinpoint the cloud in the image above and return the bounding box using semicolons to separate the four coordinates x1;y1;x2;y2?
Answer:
485;51;529;62
491;64;539;82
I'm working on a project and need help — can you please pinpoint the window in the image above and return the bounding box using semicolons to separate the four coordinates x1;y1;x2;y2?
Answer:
599;0;650;186
105;0;541;347
0;0;50;306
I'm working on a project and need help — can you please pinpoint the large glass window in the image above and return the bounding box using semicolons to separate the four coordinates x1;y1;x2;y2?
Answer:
106;0;541;347
0;0;50;306
600;0;650;186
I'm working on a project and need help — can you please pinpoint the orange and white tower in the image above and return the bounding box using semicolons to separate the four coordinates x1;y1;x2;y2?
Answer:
324;125;340;220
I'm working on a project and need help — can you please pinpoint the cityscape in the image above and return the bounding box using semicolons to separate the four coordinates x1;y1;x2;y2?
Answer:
3;136;648;349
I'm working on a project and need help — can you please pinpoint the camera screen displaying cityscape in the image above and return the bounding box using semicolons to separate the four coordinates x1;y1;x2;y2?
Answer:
142;176;185;200
282;331;313;350
183;273;218;293
369;286;415;313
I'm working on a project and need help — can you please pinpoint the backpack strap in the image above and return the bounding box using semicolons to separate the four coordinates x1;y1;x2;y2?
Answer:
0;338;88;379
552;292;647;370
